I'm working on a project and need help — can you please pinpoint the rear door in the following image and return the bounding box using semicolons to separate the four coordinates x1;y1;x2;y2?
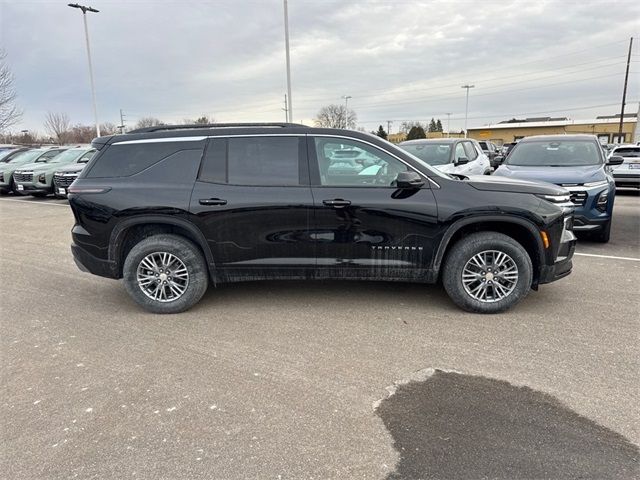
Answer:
189;135;315;281
309;135;439;280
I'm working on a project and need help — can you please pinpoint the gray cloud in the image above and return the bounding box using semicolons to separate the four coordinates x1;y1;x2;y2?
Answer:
1;0;639;134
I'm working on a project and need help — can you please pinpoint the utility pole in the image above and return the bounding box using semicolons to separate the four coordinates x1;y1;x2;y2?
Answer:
445;113;451;138
618;37;633;143
342;95;352;129
461;85;475;138
282;94;289;122
283;0;293;123
119;109;126;133
68;3;100;138
386;120;393;135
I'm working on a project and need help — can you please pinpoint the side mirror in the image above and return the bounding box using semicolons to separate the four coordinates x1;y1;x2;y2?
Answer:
607;156;624;166
396;170;424;188
494;155;505;164
455;157;469;166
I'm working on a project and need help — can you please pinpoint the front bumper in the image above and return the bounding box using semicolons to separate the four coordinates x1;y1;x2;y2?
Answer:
539;236;576;284
14;182;53;195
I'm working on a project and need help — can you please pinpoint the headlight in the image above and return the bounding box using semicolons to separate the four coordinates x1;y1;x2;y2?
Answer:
537;193;571;204
38;173;46;183
596;190;609;212
583;180;608;187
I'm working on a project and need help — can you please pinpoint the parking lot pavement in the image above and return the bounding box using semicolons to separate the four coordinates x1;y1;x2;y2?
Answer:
1;194;639;479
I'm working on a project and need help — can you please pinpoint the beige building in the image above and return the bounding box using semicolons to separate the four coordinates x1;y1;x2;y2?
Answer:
467;114;638;146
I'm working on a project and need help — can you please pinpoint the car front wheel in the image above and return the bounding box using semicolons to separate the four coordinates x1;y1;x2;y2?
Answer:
443;232;533;313
123;234;209;314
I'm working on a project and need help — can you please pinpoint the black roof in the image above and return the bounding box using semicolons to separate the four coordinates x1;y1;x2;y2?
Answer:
93;123;391;149
399;138;461;145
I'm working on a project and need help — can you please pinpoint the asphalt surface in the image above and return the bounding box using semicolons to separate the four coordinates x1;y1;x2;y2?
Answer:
1;192;639;479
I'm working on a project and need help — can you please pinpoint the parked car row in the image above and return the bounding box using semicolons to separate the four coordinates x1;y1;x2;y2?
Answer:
0;145;95;198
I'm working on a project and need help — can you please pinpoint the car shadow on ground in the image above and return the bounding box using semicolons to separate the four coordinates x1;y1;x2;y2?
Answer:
376;370;639;480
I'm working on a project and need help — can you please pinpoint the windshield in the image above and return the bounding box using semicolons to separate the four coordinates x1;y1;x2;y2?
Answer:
0;150;18;162
398;143;452;166
3;149;42;164
505;140;602;167
48;149;87;164
35;149;65;162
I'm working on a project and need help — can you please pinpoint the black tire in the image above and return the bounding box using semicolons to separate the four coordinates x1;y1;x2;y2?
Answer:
592;220;611;243
442;232;533;314
123;234;209;314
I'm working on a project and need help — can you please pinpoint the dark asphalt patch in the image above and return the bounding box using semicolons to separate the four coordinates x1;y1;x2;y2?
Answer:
376;370;639;480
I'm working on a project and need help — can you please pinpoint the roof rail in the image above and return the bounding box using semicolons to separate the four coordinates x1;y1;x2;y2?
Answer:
128;122;307;134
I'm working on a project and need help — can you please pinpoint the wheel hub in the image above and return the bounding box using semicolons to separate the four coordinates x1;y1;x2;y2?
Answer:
136;252;189;303
462;250;519;303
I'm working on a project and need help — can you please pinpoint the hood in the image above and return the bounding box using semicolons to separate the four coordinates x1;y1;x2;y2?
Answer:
493;164;605;185
55;163;87;174
13;162;44;172
466;174;567;195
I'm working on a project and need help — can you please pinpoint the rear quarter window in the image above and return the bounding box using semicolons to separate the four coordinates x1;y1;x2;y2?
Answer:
85;141;203;178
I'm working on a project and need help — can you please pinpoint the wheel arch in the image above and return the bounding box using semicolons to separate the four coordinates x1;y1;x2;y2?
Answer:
434;216;545;286
109;215;214;278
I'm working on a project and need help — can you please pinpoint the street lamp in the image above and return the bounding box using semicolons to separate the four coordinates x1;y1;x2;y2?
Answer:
283;0;293;123
68;3;100;137
342;95;352;129
461;84;474;138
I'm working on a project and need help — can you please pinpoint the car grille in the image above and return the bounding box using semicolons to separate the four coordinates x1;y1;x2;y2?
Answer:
569;191;587;206
14;172;33;182
53;174;77;188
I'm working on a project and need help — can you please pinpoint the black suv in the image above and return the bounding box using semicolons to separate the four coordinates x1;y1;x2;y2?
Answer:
69;123;576;314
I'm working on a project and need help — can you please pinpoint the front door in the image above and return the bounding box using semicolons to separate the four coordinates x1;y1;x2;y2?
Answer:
309;135;439;280
189;135;314;281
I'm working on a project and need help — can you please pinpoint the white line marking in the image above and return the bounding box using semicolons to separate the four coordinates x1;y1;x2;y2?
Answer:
575;252;640;262
0;199;69;207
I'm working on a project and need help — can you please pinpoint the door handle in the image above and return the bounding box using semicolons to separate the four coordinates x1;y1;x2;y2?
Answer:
323;199;351;208
199;198;227;206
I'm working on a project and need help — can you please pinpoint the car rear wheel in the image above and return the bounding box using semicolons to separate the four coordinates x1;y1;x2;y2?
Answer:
123;234;209;314
443;232;533;313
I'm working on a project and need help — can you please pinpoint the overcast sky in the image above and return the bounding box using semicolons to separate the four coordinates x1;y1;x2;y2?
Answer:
1;0;639;133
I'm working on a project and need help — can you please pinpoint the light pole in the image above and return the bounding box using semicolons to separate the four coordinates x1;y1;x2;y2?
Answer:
68;3;100;138
283;0;293;123
342;95;352;129
445;112;451;138
461;84;474;138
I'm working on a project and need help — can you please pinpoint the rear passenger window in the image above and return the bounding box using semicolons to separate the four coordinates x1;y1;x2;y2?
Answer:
86;142;200;178
198;136;301;186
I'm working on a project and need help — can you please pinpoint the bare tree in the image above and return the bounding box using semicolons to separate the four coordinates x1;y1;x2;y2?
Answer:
314;104;357;129
182;115;213;125
135;117;164;129
0;49;22;132
44;112;71;145
100;122;118;135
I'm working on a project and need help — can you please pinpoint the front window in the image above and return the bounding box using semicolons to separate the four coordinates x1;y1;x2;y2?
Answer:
77;150;96;163
505;140;602;167
315;137;410;186
398;143;452;166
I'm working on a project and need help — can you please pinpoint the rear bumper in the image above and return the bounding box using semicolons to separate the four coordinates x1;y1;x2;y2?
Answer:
71;243;119;279
613;172;640;188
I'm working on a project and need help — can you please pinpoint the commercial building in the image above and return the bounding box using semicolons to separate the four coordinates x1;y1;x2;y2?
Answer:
467;113;638;146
